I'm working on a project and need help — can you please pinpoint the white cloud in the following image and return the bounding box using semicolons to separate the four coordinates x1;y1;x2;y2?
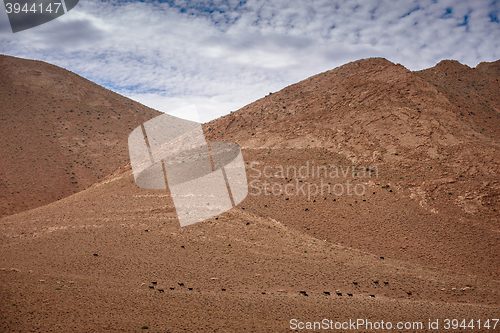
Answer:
0;0;499;122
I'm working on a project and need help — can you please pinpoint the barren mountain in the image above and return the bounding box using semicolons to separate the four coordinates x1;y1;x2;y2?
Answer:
0;55;161;217
206;57;500;279
1;56;499;332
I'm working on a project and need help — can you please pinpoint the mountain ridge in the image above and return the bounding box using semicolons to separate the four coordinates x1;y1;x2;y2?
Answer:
205;56;500;217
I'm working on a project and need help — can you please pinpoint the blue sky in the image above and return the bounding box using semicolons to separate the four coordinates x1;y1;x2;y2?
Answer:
1;0;499;122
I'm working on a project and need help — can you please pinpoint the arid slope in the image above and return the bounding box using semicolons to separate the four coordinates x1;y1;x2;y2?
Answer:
205;58;500;278
0;55;161;217
1;165;498;332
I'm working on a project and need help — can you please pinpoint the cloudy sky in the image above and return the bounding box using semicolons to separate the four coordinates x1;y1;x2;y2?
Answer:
1;0;499;122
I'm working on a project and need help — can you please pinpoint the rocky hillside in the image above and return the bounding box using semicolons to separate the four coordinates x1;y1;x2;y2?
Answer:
0;55;161;216
206;57;500;218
